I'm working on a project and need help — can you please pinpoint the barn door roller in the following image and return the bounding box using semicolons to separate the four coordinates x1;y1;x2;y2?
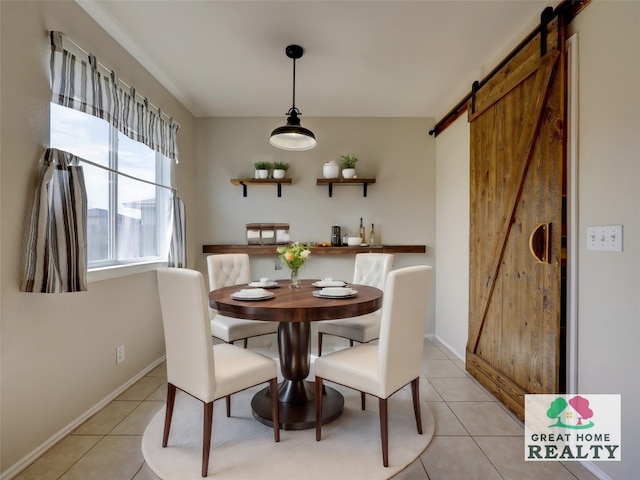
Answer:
540;6;554;57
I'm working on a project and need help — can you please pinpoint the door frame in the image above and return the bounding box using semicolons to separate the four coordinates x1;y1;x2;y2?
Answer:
566;33;579;394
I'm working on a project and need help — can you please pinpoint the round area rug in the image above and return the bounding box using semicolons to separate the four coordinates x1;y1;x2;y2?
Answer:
142;382;434;480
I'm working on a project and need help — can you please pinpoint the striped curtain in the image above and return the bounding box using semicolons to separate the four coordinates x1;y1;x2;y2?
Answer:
21;149;88;293
49;31;179;163
168;195;187;268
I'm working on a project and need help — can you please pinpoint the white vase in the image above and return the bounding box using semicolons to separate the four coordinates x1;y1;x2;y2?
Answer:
256;169;269;179
323;163;340;178
272;169;286;179
342;168;356;179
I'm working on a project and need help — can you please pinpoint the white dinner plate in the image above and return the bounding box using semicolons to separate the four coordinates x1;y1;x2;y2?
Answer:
231;292;274;301
312;280;347;287
231;289;275;301
248;281;279;288
313;289;358;299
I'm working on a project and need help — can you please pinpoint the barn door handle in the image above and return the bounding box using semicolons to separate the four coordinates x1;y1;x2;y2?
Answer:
529;223;551;263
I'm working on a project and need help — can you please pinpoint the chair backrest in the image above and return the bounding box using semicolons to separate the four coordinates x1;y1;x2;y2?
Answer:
157;268;216;403
207;254;251;291
352;253;394;290
377;265;433;396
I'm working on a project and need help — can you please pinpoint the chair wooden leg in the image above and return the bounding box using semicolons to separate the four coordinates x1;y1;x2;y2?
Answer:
317;332;323;356
411;377;423;434
270;378;280;442
225;395;231;417
202;401;214;477
162;383;177;447
379;397;389;467
361;391;366;410
315;377;324;441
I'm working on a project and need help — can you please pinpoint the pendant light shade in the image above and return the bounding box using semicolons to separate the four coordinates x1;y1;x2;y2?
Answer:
269;45;317;151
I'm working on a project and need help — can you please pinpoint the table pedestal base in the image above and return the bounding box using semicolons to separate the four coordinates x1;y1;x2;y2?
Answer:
251;380;344;430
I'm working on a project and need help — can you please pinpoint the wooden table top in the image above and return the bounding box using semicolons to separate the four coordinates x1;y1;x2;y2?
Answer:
209;279;383;323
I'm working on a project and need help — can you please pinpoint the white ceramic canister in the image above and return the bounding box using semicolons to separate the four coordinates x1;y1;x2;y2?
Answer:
322;161;340;179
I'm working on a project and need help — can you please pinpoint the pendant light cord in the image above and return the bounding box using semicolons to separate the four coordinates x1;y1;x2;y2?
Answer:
289;57;299;115
292;57;296;110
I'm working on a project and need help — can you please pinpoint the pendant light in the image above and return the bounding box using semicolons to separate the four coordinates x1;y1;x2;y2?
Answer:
269;45;317;151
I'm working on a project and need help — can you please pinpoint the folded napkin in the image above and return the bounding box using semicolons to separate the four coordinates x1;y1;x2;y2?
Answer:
321;287;354;296
235;288;268;297
315;280;346;287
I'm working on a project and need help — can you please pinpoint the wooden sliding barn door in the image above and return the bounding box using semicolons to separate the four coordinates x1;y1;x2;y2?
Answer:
466;14;566;420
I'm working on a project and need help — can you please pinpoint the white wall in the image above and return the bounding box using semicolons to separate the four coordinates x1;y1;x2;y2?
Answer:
434;2;640;478
434;116;469;359
194;116;437;329
0;1;197;474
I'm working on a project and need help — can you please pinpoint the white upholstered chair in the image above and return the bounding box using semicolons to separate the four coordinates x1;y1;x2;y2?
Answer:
156;268;280;477
317;253;394;356
314;265;433;467
207;254;278;348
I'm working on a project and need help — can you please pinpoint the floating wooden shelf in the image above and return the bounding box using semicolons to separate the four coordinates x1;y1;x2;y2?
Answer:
203;244;426;255
230;178;292;197
316;178;376;197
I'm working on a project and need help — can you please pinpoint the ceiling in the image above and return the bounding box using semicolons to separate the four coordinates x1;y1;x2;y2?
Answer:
77;0;551;120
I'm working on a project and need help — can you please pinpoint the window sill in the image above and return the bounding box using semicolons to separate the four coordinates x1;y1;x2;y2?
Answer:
88;261;167;283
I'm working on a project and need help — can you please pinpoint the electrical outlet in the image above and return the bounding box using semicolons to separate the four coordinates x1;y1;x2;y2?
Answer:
116;344;125;364
274;260;282;270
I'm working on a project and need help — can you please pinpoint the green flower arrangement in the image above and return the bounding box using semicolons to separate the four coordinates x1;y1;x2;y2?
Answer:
277;242;311;288
277;242;311;272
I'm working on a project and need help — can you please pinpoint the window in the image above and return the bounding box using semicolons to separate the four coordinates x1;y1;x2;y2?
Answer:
50;103;172;269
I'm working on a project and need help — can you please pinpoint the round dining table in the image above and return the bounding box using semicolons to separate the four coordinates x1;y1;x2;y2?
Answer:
209;279;383;430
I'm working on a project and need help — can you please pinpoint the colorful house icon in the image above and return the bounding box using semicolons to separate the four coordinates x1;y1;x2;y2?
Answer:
547;395;595;429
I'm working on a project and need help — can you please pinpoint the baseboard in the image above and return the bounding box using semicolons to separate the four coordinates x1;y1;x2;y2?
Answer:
426;333;466;361
577;461;615;480
0;355;166;480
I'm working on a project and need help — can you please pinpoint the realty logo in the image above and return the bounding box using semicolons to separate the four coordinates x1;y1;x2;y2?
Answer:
525;394;621;462
547;395;594;429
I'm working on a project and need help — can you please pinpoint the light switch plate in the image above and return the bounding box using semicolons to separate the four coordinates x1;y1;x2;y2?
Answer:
586;225;623;252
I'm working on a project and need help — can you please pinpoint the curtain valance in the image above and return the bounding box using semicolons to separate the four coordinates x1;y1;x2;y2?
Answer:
49;31;179;163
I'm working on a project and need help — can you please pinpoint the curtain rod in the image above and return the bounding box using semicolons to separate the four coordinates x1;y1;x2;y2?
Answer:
50;31;180;129
76;156;177;194
428;0;588;137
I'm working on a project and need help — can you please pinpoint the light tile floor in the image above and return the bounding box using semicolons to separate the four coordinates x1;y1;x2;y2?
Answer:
13;336;599;480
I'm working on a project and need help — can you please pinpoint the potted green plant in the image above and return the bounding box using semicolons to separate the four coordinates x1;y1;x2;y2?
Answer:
254;161;273;179
340;154;358;179
272;161;290;179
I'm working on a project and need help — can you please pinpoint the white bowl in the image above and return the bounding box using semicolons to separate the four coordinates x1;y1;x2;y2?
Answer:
321;287;353;296
233;288;269;298
347;236;362;246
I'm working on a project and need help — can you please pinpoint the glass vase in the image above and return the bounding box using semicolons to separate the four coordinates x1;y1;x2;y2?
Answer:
289;269;300;289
